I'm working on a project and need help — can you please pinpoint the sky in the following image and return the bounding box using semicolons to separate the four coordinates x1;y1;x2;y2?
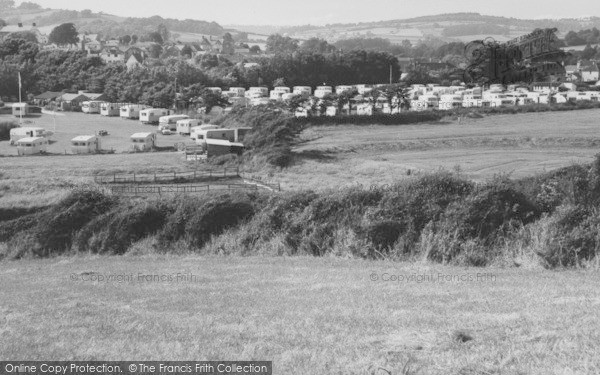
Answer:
22;0;600;26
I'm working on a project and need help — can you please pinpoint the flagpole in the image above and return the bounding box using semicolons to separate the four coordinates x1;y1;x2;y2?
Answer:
18;71;22;125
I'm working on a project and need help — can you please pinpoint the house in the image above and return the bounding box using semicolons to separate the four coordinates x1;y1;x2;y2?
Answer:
71;135;101;154
33;91;62;106
100;47;125;63
580;63;600;82
125;54;144;70
84;92;109;102
56;93;88;110
0;23;47;43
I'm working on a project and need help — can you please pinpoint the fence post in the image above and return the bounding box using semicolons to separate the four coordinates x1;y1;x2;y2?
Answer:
113;173;116;183
133;173;136;183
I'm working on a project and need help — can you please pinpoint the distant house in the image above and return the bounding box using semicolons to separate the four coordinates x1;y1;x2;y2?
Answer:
100;47;125;63
33;91;62;106
56;93;88;110
580;63;600;82
84;92;109;102
0;22;47;43
126;53;144;70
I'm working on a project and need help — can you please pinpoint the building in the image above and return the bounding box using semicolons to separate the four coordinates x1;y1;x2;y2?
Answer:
580;63;600;82
57;93;88;110
99;47;125;63
33;91;62;106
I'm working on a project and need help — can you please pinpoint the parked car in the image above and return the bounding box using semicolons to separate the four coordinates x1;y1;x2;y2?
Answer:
161;129;173;135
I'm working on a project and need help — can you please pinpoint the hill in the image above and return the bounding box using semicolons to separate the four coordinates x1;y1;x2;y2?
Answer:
233;13;600;45
1;8;225;39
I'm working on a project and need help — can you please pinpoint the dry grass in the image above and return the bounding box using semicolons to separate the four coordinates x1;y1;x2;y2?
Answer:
0;256;599;374
278;109;600;190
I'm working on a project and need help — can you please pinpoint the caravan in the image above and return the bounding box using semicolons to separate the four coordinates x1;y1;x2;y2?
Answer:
158;114;190;131
12;103;30;117
120;104;146;119
82;101;103;114
140;108;170;124
176;119;201;135
71;135;101;154
16;137;48;155
9;127;47;145
100;103;121;116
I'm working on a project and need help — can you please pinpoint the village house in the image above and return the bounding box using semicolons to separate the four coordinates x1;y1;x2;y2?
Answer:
33;91;62;106
580;62;600;82
99;47;125;63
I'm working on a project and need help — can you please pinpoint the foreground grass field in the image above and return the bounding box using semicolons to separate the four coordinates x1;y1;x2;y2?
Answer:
0;256;598;374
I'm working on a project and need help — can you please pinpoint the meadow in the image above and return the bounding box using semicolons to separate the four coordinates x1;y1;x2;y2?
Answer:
1;256;598;375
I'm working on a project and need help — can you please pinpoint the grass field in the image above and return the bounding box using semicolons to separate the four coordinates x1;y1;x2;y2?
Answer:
0;111;195;155
1;256;599;374
279;109;600;190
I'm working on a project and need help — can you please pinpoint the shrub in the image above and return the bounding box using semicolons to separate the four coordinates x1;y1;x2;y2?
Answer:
30;189;117;256
424;180;540;263
0;121;18;141
184;196;256;249
75;200;175;254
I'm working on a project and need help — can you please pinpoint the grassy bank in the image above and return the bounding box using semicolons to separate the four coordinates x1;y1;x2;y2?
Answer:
3;155;600;268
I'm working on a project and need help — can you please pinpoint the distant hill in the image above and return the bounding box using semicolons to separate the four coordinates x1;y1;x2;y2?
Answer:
233;13;600;45
1;8;225;39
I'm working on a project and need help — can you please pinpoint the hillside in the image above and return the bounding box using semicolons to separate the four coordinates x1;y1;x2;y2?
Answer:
1;8;225;38
233;13;600;44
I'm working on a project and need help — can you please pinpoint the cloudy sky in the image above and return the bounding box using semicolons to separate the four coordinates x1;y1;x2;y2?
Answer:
25;0;600;26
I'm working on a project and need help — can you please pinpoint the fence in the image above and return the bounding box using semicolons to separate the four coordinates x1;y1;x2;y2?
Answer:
94;168;240;184
109;183;259;196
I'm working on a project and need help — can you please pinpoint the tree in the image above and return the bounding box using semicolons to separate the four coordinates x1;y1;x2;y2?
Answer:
301;38;336;53
222;32;235;55
145;32;163;44
181;44;192;58
79;9;93;17
581;43;597;60
249;45;261;54
18;1;40;9
131;34;138;44
197;88;229;112
0;19;6;28
0;0;15;11
121;35;131;45
148;43;163;58
157;24;170;43
48;23;79;45
266;34;298;54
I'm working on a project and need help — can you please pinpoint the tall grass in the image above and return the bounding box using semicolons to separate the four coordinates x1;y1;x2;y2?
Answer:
3;155;600;267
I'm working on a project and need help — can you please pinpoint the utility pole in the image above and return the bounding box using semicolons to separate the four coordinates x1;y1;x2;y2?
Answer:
389;64;393;85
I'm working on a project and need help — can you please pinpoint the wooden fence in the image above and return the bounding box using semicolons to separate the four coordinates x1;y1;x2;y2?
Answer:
94;168;240;184
109;183;259;196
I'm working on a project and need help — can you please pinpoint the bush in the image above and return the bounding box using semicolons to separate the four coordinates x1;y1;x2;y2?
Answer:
424;180;540;263
30;189;117;256
0;121;18;141
75;201;172;254
184;197;255;249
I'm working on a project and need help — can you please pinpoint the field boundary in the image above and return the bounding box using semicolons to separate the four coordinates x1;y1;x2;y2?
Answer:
93;168;240;184
108;183;260;195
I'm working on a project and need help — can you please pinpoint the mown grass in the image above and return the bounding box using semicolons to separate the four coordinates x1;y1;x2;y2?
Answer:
1;256;599;374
